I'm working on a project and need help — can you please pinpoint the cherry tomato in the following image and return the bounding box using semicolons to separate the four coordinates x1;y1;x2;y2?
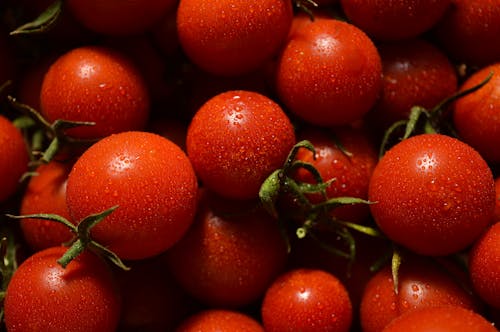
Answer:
20;160;74;252
360;255;480;332
177;0;293;76
165;189;288;308
469;222;500;309
276;17;382;126
66;131;198;260
4;246;121;332
40;46;150;140
368;134;495;256
0;115;29;203
340;0;451;41
261;268;352;332
186;90;296;200
453;63;500;164
176;309;264;332
382;305;497;332
66;0;178;36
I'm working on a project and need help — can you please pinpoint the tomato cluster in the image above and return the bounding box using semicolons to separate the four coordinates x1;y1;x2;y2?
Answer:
0;0;499;331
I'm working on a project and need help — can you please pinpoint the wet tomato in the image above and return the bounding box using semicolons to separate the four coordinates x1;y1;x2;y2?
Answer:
176;309;264;332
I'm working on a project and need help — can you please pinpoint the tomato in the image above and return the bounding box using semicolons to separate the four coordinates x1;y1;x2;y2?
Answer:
469;222;500;309
186;90;296;200
381;305;497;332
433;0;500;67
66;0;178;36
369;134;495;256
176;309;264;332
165;189;288;308
453;63;500;164
367;38;458;133
176;0;293;76
0;115;29;203
276;17;382;126
4;246;121;332
360;255;480;332
19;160;74;252
261;268;352;332
292;126;378;223
40;46;150;140
66;131;198;260
340;0;451;41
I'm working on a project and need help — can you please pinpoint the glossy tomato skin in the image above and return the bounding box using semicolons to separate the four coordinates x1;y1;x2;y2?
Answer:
66;131;198;260
469;222;500;309
176;310;265;332
433;0;500;66
20;161;74;252
453;63;500;164
67;0;178;36
261;268;352;332
186;90;296;200
360;255;480;332
340;0;451;41
276;17;382;126
177;0;293;76
165;189;288;308
368;134;495;256
4;246;121;332
40;46;150;140
0;115;29;203
381;305;497;332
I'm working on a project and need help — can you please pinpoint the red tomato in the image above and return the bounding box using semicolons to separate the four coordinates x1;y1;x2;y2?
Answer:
176;0;293;76
276;17;382;126
176;310;264;332
0;115;29;203
453;63;500;164
360;255;480;332
381;305;497;332
4;246;121;332
186;90;296;200
340;0;451;41
20;160;74;252
292;126;378;223
469;222;500;309
66;0;178;36
40;46;150;140
165;189;288;308
261;268;352;332
433;0;500;66
66;131;198;260
368;134;495;256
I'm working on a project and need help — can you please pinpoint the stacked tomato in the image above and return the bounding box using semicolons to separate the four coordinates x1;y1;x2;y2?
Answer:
0;0;499;331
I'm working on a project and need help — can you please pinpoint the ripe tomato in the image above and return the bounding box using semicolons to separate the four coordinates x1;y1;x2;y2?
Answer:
186;90;296;200
66;131;198;260
368;134;495;256
176;310;264;332
381;305;497;332
66;0;178;36
40;46;150;140
176;0;293;76
340;0;451;41
0;115;29;203
360;255;480;332
165;189;288;308
469;222;500;309
433;0;500;66
453;63;500;164
19;160;74;252
276;17;382;126
261;268;352;332
4;246;121;332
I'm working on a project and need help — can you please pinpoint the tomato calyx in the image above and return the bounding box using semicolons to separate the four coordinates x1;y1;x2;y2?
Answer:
293;0;318;20
0;227;20;323
9;0;62;35
6;206;130;270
